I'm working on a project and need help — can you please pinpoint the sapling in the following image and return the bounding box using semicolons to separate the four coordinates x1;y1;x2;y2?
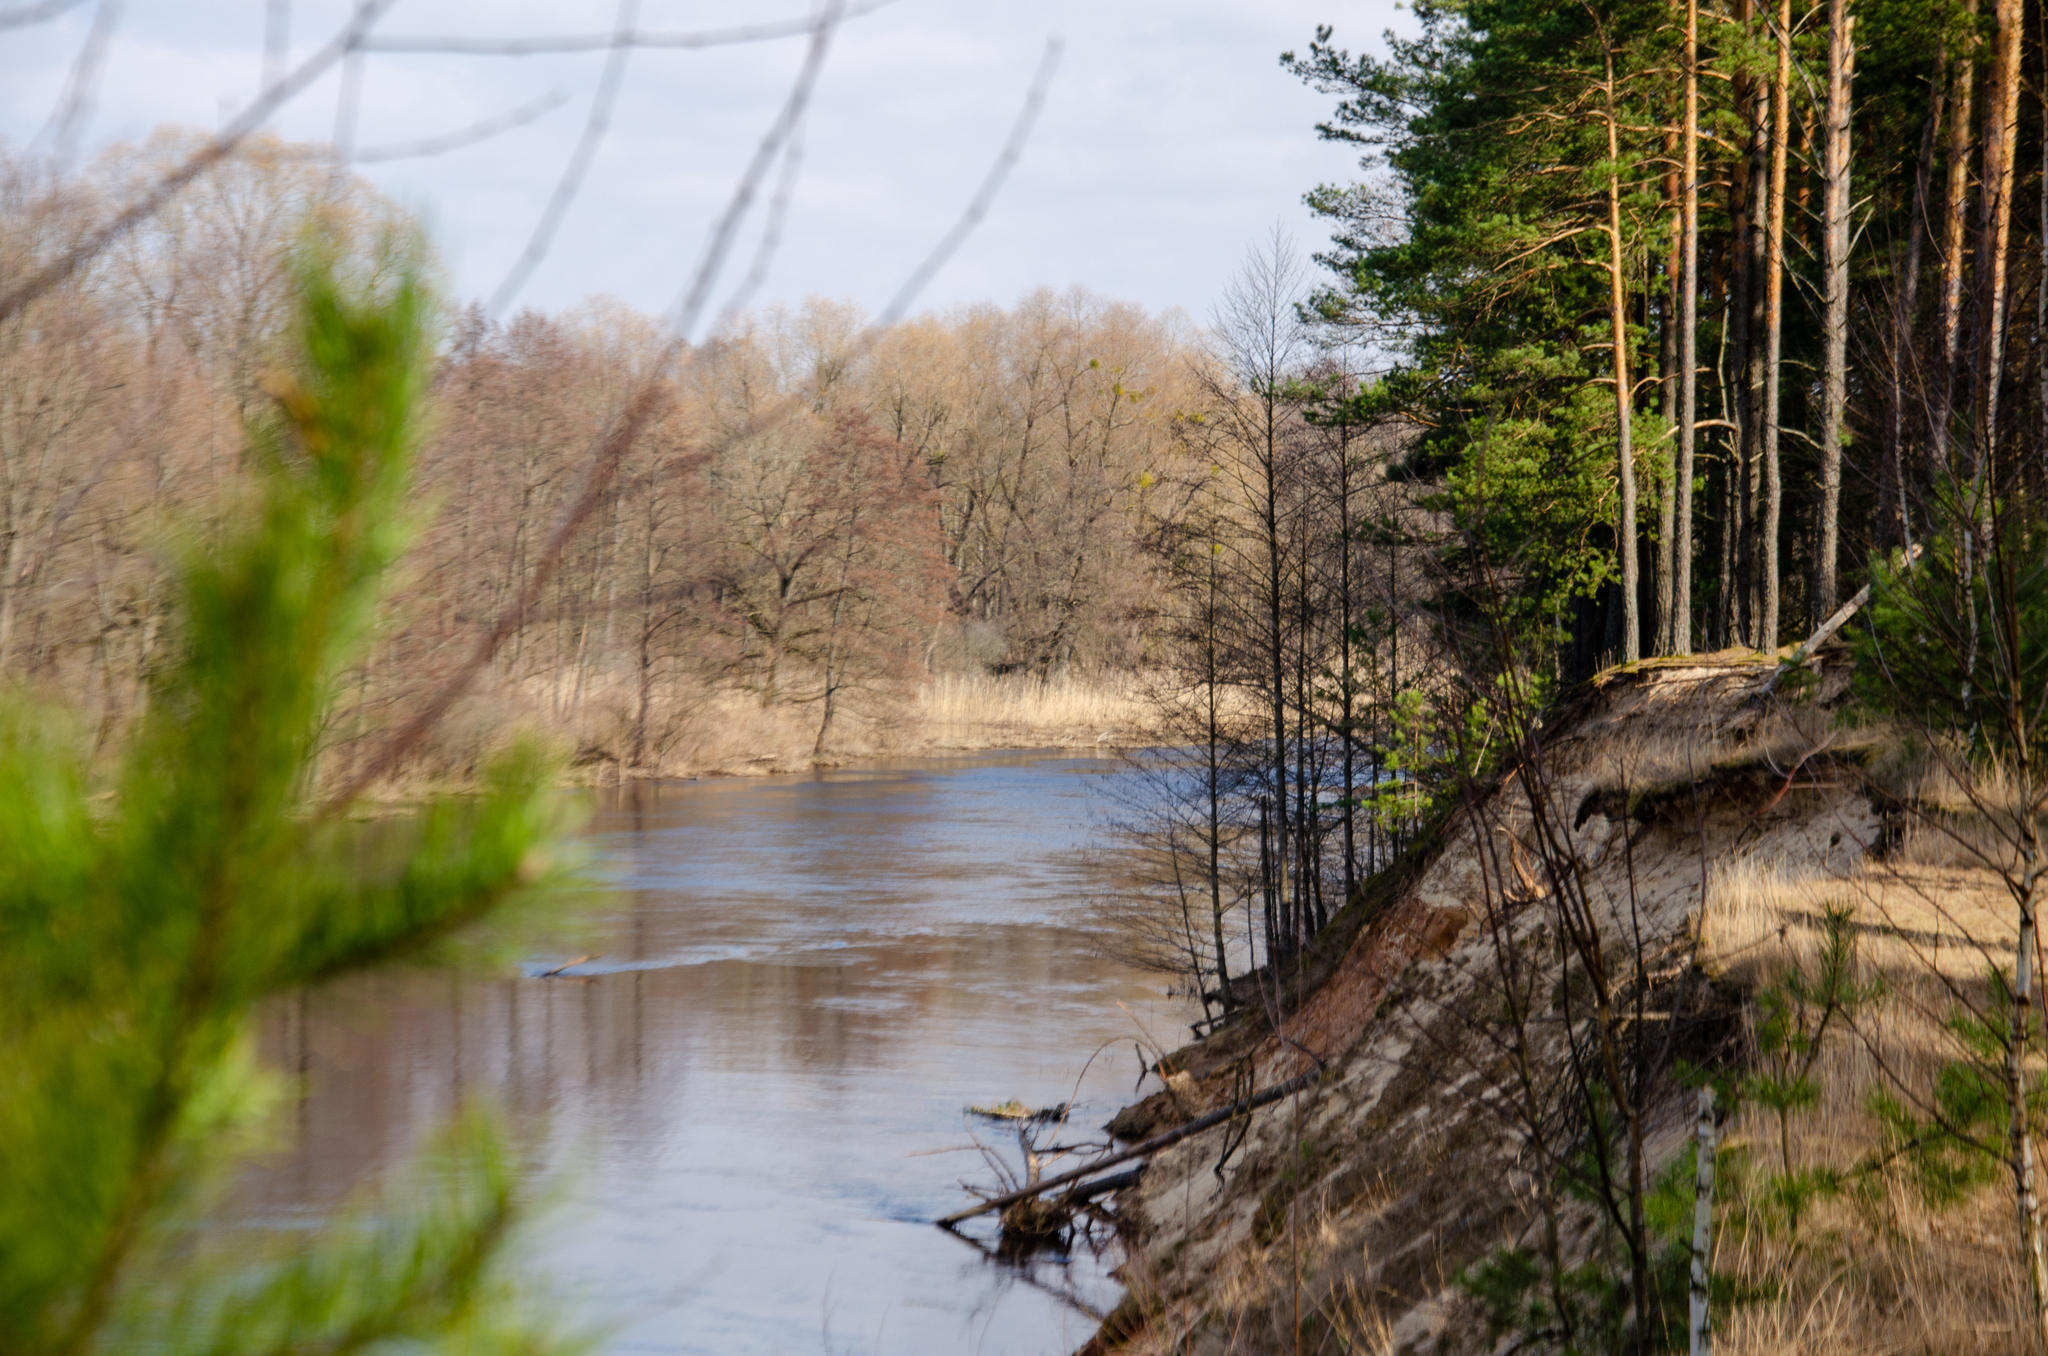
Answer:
0;229;578;1356
1740;903;1880;1233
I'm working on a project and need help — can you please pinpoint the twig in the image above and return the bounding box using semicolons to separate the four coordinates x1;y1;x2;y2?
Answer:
537;954;596;977
935;1067;1323;1227
260;0;289;94
0;0;398;326
323;20;1055;808
359;1;895;56
321;3;844;806
484;0;638;317
34;0;120;170
330;1;370;168
355;92;572;163
0;0;88;30
668;1;845;339
872;36;1062;324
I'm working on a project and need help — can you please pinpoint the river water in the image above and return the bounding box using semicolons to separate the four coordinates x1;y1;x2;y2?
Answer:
239;750;1192;1354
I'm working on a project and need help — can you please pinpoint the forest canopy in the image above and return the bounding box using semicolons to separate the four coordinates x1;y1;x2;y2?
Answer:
1285;0;2016;672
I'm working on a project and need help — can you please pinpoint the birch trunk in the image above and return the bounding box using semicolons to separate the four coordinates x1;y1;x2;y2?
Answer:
2010;843;2048;1347
1689;1087;1717;1355
1816;0;1853;617
1980;0;2046;1330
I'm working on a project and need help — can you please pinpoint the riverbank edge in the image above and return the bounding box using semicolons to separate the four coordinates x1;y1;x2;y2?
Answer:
340;720;1163;813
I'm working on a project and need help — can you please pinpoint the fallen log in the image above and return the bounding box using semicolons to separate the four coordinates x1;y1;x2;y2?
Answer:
1755;542;1920;700
935;1067;1323;1227
1067;1166;1145;1202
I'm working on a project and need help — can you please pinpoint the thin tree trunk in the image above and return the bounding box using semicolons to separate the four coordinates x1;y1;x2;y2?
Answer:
1659;132;1680;654
2012;790;2048;1344
1816;0;1853;617
1604;39;1640;662
1206;539;1232;1009
1885;54;1944;560
1676;0;1700;653
1742;74;1770;646
1689;1087;1718;1355
1338;419;1358;894
1729;5;1761;645
1760;0;1792;647
1934;17;1978;476
1715;292;1736;646
1978;0;2046;1328
1974;0;2023;486
1266;406;1290;959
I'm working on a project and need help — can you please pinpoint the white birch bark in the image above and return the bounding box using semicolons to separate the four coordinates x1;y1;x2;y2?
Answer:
1689;1086;1717;1356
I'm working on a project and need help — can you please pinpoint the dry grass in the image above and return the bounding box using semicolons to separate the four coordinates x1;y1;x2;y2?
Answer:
1700;851;2036;1356
917;671;1157;748
355;668;1167;790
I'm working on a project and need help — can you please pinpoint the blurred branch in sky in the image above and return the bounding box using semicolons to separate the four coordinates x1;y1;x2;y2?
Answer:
0;0;89;31
359;0;898;57
352;88;571;164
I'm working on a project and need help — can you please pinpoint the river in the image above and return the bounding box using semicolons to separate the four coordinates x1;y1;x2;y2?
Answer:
238;749;1193;1354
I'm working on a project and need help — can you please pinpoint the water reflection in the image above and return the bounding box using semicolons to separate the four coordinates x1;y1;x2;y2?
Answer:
240;750;1191;1354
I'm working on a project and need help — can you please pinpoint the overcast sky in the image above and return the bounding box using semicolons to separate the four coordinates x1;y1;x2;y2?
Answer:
1;1;1404;328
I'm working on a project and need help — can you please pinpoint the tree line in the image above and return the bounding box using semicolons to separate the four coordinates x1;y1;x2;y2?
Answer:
1282;0;2037;673
0;129;1211;776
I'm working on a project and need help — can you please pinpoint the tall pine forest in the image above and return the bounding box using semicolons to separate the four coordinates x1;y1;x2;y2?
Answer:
1286;0;2021;673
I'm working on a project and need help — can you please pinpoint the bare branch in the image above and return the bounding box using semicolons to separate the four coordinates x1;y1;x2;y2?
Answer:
0;0;87;29
665;1;841;339
483;0;638;318
325;1;848;806
715;107;809;324
330;1;370;166
875;36;1062;326
0;0;398;326
326;19;1061;808
354;90;572;163
35;0;120;170
260;0;290;94
359;0;894;56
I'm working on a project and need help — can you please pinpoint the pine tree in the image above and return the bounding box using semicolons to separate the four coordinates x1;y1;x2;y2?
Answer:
0;229;578;1356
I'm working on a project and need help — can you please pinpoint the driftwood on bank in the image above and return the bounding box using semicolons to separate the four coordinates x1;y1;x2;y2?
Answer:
935;1067;1324;1228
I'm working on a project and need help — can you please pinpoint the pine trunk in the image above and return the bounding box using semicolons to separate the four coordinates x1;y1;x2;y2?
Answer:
1934;18;1977;476
1605;44;1639;663
1676;0;1700;654
1884;54;1943;559
1729;2;1764;645
1974;0;2022;484
1760;0;1792;647
1816;0;1853;617
1659;134;1681;654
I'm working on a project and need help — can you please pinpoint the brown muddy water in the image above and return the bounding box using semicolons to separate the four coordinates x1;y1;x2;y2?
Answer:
237;749;1193;1354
